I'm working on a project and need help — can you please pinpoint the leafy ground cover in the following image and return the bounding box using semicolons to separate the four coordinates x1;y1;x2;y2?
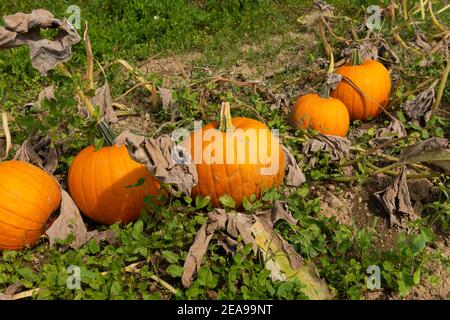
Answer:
0;0;449;300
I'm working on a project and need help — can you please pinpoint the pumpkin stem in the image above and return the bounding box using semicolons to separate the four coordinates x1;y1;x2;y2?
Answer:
97;119;116;146
218;102;235;131
319;84;331;98
350;48;363;66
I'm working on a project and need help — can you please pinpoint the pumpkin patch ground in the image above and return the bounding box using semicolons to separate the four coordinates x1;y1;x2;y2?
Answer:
0;1;449;301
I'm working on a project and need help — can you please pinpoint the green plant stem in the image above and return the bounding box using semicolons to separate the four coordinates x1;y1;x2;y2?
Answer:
56;64;96;116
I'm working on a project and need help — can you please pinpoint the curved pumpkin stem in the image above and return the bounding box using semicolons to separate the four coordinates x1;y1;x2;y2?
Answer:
350;48;363;66
218;102;235;131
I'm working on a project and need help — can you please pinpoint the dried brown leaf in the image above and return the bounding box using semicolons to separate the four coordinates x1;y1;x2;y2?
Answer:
302;134;350;166
14;136;58;174
45;190;87;249
181;208;227;288
92;82;118;124
374;118;407;145
25;85;55;109
400;138;449;160
281;145;306;187
86;230;120;246
158;87;173;111
0;283;23;300
0;9;81;75
402;85;436;123
116;131;198;195
373;167;418;226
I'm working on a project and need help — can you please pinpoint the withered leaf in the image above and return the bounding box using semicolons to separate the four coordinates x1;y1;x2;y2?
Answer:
182;208;227;288
302;134;350;166
402;85;436;123
400;138;449;160
0;9;81;75
373;167;418;226
158;87;173;111
281;145;306;187
115;130;198;195
374;118;407;145
14;136;58;174
400;138;450;173
0;283;23;300
86;230;120;246
45;190;88;249
326;73;343;90
25;85;55;109
252;216;331;299
226;213;256;252
182;202;330;299
92;82;118;124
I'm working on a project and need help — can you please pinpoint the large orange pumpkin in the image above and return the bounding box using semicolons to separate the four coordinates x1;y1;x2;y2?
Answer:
330;50;391;121
68;144;161;225
184;102;285;208
0;160;61;250
290;93;350;137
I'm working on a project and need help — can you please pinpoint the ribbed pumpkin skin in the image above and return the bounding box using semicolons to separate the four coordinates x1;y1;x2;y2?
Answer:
68;145;161;225
290;93;350;137
330;60;391;121
186;117;285;208
0;160;61;250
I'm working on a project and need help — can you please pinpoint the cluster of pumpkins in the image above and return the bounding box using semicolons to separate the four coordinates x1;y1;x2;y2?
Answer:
0;52;390;250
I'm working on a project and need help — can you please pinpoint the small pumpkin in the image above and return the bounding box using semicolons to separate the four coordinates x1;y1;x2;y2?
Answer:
0;160;61;250
290;93;350;137
184;102;285;208
68;144;161;225
330;49;391;121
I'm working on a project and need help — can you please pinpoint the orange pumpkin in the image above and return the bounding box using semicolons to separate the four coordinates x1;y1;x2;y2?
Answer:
330;50;391;121
0;160;61;250
290;93;350;137
68;144;161;225
184;102;285;208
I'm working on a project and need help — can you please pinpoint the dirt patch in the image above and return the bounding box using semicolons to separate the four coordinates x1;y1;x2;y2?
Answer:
230;32;317;81
396;238;450;300
139;52;203;87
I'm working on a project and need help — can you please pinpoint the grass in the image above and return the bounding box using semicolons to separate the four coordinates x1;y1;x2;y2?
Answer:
0;0;449;300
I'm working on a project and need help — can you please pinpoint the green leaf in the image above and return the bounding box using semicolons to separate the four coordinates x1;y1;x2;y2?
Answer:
194;215;208;225
413;268;421;285
404;149;450;173
167;265;184;277
110;281;123;297
132;220;144;238
219;195;235;209
125;177;146;189
195;195;211;209
93;138;104;151
242;197;252;211
161;250;180;264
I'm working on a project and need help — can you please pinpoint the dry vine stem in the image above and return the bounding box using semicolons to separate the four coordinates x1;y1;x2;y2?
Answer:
433;58;450;115
84;22;94;92
1;112;11;159
109;59;158;112
428;1;447;32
